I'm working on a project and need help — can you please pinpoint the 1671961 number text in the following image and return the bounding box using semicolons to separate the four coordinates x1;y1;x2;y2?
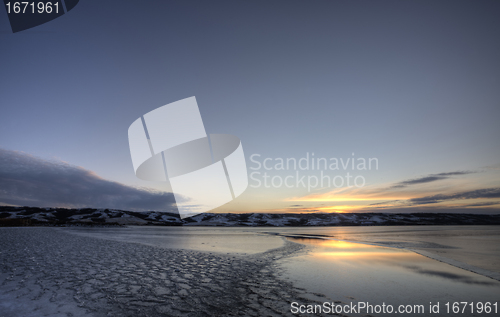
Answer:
445;302;498;314
5;2;59;14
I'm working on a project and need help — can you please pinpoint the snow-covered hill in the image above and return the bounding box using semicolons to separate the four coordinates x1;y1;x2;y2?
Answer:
1;206;499;227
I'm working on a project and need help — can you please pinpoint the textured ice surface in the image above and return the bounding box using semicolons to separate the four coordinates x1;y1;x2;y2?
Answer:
0;228;321;317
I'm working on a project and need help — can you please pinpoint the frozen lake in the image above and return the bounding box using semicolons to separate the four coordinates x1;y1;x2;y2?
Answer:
65;226;285;255
1;225;498;316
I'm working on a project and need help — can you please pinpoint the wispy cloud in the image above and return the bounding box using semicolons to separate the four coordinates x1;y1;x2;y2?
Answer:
367;188;500;208
390;171;474;188
289;169;487;205
484;163;500;170
408;188;500;205
369;200;401;206
0;148;176;211
461;201;500;207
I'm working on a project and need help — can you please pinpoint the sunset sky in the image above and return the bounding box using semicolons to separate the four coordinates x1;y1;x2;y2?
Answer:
1;1;499;214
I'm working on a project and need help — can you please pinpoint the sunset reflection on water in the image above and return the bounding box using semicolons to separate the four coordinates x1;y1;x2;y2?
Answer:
281;236;500;315
287;237;417;263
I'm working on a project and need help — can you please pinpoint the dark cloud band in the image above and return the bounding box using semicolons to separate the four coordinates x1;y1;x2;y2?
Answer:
0;148;175;211
391;171;474;188
409;188;500;205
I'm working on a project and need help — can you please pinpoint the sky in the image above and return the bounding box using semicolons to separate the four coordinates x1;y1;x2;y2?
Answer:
1;0;499;214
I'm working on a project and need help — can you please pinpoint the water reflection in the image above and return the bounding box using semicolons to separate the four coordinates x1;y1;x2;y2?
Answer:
257;226;500;277
282;235;500;315
288;236;422;266
403;265;497;286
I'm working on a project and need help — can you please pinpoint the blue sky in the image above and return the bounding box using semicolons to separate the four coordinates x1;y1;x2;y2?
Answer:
1;0;499;214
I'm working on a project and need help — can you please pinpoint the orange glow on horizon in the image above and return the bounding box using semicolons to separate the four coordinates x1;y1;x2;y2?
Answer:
298;205;362;213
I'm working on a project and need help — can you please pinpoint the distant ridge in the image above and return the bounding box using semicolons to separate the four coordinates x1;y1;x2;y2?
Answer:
1;206;499;227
